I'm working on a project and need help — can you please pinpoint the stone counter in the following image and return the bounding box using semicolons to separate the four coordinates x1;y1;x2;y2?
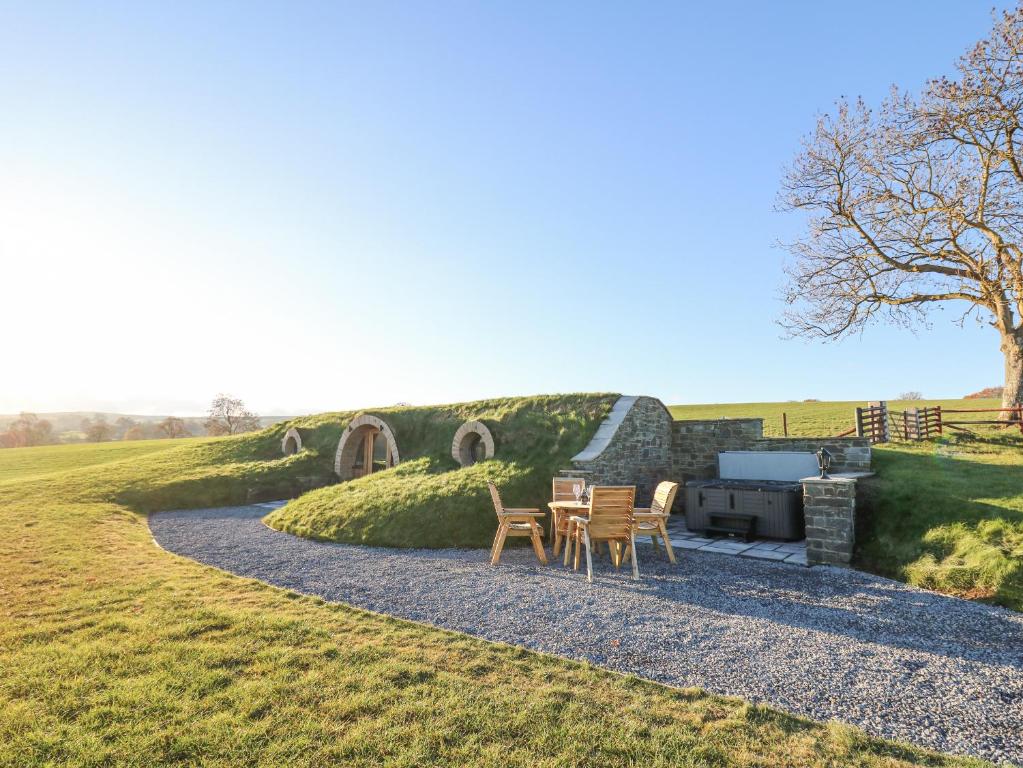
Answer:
800;474;870;566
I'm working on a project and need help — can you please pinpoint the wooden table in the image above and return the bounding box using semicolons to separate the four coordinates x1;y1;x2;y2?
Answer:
547;500;589;562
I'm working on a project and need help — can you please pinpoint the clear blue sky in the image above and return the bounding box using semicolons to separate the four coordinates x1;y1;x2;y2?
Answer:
0;1;1010;415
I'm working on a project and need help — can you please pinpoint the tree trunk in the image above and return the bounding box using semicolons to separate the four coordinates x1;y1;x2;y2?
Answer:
1000;331;1023;421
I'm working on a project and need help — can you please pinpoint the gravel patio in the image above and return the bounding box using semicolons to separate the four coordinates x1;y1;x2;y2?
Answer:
150;502;1023;765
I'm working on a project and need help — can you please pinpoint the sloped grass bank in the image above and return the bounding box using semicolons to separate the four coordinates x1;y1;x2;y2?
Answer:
12;432;333;514
858;436;1023;611
0;437;203;484
266;394;618;549
0;442;984;766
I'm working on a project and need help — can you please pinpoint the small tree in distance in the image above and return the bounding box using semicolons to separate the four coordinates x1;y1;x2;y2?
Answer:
114;416;138;440
157;416;190;439
0;413;54;448
205;394;261;436
898;391;924;401
123;425;149;441
81;416;113;442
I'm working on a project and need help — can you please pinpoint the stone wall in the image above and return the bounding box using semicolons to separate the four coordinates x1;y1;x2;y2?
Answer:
569;396;672;505
667;422;871;480
749;437;871;473
669;419;764;481
568;398;873;532
802;476;857;566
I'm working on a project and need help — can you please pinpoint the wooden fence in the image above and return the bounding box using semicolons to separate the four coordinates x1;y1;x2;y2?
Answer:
836;401;1022;441
890;406;942;440
854;401;889;444
939;406;1023;435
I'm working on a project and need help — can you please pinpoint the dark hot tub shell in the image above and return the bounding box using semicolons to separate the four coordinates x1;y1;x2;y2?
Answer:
685;479;805;541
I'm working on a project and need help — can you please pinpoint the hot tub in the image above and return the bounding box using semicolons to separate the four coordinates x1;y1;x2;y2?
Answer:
685;478;805;541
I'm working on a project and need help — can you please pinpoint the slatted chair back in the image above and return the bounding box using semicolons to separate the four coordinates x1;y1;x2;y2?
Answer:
553;477;584;503
486;480;548;566
650;481;679;517
487;481;504;517
587;486;635;541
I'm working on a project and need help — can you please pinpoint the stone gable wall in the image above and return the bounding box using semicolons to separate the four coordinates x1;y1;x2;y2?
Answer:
569;396;672;505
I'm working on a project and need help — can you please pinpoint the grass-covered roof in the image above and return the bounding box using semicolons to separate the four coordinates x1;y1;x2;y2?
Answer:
264;393;618;548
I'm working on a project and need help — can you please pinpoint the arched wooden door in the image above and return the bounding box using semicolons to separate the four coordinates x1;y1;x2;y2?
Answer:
351;427;395;478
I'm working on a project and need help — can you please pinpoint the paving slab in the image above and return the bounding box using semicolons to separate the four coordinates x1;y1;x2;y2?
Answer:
776;542;808;553
700;541;754;553
740;548;791;561
672;538;710;550
748;541;783;551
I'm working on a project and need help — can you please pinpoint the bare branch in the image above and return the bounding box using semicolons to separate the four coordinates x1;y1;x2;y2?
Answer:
779;8;1023;410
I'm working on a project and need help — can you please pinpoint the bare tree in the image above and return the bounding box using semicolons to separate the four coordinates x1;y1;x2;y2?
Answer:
0;413;53;448
114;416;138;440
898;391;924;401
81;416;113;442
157;416;190;439
122;424;150;441
781;5;1023;419
205;394;261;436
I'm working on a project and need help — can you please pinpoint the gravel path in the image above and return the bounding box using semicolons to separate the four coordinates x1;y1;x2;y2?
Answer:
150;504;1023;765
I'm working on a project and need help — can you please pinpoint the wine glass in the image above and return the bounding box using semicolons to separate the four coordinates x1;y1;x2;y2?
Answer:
573;482;583;501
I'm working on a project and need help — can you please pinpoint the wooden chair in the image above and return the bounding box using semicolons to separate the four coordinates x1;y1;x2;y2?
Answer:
627;481;679;564
488;481;548;566
568;486;637;582
551;477;585;556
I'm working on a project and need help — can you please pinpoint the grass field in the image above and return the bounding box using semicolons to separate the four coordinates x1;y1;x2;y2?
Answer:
0;435;984;766
0;437;204;484
667;398;1006;437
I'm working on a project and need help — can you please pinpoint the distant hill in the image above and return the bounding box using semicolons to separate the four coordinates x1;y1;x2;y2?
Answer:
0;412;291;442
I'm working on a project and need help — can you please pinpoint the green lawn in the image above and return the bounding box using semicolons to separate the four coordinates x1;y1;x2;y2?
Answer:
0;436;984;766
0;437;203;484
860;438;1023;609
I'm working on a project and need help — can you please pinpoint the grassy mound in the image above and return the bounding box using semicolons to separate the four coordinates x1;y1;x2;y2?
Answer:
265;394;618;549
0;426;984;765
857;436;1023;610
